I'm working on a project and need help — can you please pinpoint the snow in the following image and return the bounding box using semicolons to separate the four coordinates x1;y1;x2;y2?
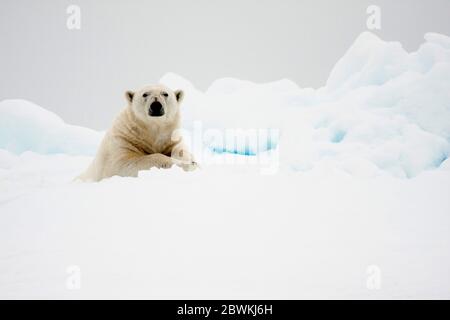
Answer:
159;32;450;178
0;99;103;156
1;32;450;298
1;155;450;299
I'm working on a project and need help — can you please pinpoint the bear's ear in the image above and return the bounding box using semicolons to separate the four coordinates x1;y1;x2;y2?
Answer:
125;90;134;104
174;90;184;104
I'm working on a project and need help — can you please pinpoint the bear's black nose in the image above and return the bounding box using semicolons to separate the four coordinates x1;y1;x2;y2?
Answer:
149;101;164;117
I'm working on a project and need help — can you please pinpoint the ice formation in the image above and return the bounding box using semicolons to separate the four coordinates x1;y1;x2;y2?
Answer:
0;99;103;156
161;32;450;178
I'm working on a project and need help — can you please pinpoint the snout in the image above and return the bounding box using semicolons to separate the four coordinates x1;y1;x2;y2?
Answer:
149;101;164;117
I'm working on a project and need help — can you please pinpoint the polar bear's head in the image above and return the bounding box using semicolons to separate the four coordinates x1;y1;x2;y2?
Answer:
125;84;184;124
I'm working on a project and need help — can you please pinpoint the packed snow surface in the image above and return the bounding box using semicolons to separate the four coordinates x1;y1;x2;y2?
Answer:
1;32;450;298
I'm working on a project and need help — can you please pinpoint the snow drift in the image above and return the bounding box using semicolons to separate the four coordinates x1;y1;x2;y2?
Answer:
0;100;103;156
161;32;450;178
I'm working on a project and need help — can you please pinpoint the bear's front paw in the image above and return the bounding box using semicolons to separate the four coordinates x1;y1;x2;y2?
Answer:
154;159;174;169
178;160;199;172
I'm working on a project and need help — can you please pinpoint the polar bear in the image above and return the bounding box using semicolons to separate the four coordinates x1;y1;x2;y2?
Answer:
78;84;197;182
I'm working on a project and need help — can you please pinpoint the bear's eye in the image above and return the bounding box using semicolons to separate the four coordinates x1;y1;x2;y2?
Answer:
162;92;169;97
143;93;148;98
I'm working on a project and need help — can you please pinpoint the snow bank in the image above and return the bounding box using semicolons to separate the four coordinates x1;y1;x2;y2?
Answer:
0;100;103;156
161;32;450;177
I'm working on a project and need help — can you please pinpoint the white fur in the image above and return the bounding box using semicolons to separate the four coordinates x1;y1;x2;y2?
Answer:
78;84;197;182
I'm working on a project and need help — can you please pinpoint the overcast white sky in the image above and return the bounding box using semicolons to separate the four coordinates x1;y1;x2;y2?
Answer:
1;0;450;129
